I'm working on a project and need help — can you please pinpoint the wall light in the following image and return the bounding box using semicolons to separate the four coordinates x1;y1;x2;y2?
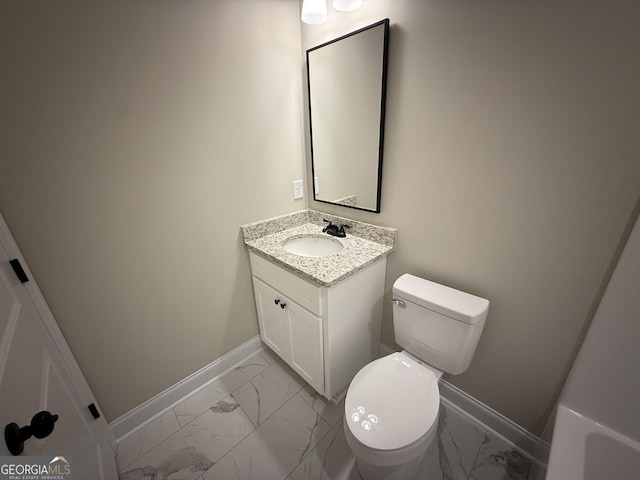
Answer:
333;0;363;12
301;0;364;25
301;0;328;25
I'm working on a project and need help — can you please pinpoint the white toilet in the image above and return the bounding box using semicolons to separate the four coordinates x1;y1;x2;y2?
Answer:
344;273;490;480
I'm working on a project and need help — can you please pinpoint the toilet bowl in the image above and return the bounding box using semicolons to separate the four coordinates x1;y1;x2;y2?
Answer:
344;351;441;479
344;274;489;480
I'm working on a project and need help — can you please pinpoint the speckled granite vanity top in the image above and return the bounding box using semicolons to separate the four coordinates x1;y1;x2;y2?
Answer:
241;210;397;287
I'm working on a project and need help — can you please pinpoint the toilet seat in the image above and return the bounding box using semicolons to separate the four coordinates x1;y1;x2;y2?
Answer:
344;352;440;466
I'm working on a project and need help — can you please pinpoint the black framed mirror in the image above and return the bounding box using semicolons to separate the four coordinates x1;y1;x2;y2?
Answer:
307;19;389;213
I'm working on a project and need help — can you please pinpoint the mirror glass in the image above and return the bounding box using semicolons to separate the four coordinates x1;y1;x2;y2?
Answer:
307;19;389;213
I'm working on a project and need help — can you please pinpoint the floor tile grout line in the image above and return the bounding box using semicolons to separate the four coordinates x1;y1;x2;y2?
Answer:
291;415;345;480
298;383;347;427
524;460;533;480
172;351;272;428
466;428;537;480
296;385;328;422
198;399;257;477
466;430;489;480
119;352;271;472
129;400;256;473
117;410;183;472
123;391;260;477
200;400;259;478
169;407;180;430
230;358;307;428
284;396;336;480
118;418;193;473
199;382;310;479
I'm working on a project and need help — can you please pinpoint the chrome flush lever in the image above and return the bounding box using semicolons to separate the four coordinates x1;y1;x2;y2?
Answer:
391;299;406;308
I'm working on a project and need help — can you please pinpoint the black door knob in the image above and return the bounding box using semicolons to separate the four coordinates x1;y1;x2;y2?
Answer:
5;411;59;455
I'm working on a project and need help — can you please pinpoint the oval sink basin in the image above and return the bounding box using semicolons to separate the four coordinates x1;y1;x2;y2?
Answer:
283;235;343;258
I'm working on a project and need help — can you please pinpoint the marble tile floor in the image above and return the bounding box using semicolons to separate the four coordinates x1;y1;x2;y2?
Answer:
117;350;547;480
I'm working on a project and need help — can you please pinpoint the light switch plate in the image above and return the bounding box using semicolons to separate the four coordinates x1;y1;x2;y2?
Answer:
293;180;304;200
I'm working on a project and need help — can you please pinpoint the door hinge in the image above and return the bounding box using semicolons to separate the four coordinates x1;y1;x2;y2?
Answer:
88;403;101;419
9;259;29;283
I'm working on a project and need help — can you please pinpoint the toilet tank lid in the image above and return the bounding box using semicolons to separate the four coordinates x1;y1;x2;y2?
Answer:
393;273;489;324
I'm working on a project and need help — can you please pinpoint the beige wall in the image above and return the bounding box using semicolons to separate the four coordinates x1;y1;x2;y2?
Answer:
304;0;640;435
0;0;305;422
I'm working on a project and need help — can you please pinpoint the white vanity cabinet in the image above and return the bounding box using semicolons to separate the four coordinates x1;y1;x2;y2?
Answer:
249;251;387;401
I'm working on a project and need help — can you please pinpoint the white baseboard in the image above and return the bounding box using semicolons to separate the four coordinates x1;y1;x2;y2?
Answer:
109;336;263;443
439;381;550;465
378;343;549;465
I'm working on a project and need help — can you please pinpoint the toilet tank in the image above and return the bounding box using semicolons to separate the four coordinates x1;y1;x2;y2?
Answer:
392;274;489;375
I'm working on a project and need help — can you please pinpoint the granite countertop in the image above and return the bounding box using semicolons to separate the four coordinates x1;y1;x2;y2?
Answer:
241;210;397;288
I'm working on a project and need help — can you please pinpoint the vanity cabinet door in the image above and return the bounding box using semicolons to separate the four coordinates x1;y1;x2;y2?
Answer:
253;277;291;362
286;301;324;393
252;276;324;394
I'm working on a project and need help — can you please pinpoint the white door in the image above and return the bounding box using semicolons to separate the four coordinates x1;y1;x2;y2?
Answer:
0;213;117;479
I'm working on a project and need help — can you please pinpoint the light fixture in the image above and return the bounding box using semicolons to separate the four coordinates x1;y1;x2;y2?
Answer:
332;0;363;12
301;0;328;25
